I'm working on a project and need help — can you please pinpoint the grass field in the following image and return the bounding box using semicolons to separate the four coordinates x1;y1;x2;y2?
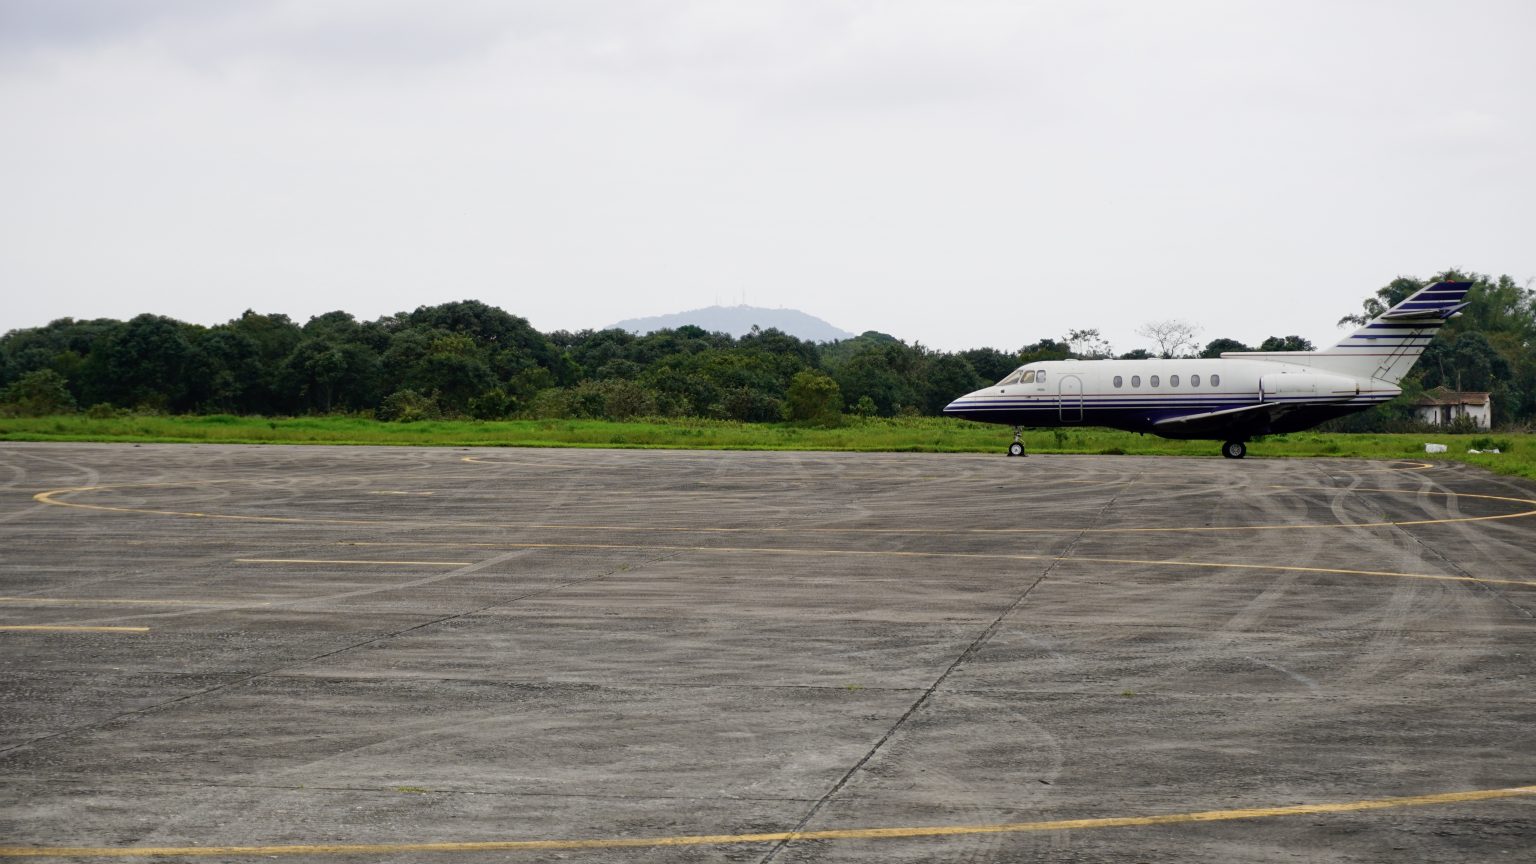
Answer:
2;414;1532;480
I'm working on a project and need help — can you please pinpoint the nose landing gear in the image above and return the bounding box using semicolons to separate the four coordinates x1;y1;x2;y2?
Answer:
1007;427;1027;457
1221;440;1247;459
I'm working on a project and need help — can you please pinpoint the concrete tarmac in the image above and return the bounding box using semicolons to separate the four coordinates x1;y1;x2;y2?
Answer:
1;442;1534;862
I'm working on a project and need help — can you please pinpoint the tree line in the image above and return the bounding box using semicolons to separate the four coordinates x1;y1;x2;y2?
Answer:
2;270;1531;430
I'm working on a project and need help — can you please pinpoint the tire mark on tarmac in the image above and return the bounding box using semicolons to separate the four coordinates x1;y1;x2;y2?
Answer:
0;449;98;523
0;464;687;759
1391;473;1536;621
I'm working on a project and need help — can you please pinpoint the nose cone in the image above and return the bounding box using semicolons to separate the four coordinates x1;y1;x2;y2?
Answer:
943;389;983;418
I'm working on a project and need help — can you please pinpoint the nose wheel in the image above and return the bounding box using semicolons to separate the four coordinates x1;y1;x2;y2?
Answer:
1221;440;1247;459
1007;427;1027;457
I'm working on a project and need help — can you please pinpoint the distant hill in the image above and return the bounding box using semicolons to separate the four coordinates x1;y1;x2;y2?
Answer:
608;305;855;342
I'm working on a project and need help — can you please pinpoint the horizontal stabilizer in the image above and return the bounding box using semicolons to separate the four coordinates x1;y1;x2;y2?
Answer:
1381;300;1470;321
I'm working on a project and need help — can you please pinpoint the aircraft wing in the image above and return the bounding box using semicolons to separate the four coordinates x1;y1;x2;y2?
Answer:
1151;403;1290;437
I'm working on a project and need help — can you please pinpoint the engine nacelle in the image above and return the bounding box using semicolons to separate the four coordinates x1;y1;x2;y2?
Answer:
1260;373;1361;400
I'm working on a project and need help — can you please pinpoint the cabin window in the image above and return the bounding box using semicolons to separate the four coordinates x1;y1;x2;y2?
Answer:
1150;375;1160;387
1113;375;1123;388
1211;373;1221;387
1170;374;1180;387
1021;370;1036;384
1037;371;1046;383
1131;375;1141;388
1191;374;1201;387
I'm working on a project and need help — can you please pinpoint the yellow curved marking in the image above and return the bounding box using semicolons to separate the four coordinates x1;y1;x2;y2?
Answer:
31;485;381;526
340;541;1536;589
31;485;1536;534
460;455;1438;472
2;784;1531;858
0;625;148;633
0;598;261;607
234;558;474;567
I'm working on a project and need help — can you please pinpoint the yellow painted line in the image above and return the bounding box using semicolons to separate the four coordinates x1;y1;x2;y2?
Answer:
459;455;1437;473
33;484;1536;534
0;625;149;633
234;559;473;567
368;491;434;496
341;541;1536;589
0;597;264;608
31;485;382;526
2;784;1531;858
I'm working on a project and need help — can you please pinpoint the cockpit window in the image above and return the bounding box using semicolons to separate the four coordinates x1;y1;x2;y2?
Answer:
998;369;1025;386
1021;370;1036;384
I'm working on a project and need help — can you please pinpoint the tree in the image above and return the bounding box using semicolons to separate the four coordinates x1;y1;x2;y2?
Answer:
103;314;195;410
1200;338;1251;358
1257;335;1315;352
1338;276;1427;326
1066;328;1113;359
1336;270;1536;427
1017;339;1071;364
279;339;380;413
921;354;985;414
830;344;918;416
958;348;1015;383
784;370;842;424
1135;320;1202;359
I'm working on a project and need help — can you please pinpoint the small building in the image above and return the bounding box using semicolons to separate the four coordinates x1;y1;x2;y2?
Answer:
1412;387;1491;429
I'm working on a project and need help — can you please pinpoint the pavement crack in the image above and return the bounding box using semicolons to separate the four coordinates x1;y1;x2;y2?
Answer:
0;549;688;758
755;469;1137;863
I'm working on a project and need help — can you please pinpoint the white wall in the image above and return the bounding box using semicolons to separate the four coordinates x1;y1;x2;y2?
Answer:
1415;403;1491;428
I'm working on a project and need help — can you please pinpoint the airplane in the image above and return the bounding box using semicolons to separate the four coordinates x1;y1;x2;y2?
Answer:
943;281;1473;459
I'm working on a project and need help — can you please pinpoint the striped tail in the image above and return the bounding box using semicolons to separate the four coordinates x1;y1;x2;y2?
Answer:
1314;281;1472;383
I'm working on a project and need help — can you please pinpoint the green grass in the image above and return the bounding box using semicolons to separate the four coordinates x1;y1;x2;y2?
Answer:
2;414;1533;480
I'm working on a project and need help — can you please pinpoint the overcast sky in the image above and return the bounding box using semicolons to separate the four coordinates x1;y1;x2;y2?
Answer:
2;1;1533;353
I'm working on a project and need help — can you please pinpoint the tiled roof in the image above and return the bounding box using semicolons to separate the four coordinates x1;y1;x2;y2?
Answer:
1412;386;1490;407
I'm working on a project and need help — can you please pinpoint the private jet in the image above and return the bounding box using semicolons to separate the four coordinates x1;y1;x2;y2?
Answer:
943;281;1473;458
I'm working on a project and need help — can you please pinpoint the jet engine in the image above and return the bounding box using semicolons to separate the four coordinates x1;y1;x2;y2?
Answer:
1260;373;1361;401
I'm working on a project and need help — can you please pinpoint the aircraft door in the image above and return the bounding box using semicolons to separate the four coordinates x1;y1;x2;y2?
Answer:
1059;375;1084;423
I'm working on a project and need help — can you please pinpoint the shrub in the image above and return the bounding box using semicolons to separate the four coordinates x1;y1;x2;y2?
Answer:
1444;413;1482;435
1;370;77;416
1470;436;1512;452
467;388;516;420
783;370;842;425
597;380;657;421
527;388;577;419
719;386;782;423
376;389;442;422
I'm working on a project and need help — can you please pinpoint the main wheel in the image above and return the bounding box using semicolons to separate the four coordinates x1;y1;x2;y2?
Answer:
1221;441;1247;459
1007;442;1026;457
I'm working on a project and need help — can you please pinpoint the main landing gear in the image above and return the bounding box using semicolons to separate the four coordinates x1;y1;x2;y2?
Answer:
1221;440;1247;459
1007;427;1027;457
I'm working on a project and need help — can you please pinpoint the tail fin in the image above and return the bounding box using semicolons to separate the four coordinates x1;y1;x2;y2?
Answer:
1321;281;1472;383
1221;281;1472;384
